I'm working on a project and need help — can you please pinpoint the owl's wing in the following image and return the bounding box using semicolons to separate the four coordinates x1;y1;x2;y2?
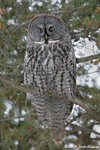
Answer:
68;47;76;94
64;29;76;94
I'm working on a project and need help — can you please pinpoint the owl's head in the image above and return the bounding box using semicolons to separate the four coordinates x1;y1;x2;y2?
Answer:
28;14;65;44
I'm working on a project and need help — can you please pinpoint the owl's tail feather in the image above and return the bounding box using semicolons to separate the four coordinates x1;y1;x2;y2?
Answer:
46;97;72;146
50;125;66;146
33;95;72;146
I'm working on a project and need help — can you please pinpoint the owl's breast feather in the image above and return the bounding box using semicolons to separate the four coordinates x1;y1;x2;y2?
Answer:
43;50;54;70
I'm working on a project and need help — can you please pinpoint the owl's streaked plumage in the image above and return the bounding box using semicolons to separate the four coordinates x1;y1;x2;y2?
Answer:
24;14;76;145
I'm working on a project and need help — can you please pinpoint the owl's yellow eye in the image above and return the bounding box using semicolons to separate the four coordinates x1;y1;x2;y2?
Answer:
37;27;43;33
49;26;55;32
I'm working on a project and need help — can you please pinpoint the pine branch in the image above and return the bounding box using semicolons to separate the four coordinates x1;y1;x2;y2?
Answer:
0;109;35;122
0;74;100;123
0;62;12;68
0;74;38;94
76;53;100;63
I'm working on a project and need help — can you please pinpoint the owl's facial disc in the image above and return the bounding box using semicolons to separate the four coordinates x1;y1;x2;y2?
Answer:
29;14;65;44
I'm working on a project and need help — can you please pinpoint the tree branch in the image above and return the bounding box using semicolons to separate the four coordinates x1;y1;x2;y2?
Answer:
76;53;100;63
0;53;100;69
0;53;100;71
0;74;100;123
0;74;38;94
0;109;33;122
0;62;12;68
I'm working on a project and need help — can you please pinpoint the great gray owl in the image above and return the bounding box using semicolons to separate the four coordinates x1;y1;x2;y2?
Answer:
24;14;76;145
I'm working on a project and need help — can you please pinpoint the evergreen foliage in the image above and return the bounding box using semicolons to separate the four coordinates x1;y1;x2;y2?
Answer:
0;0;100;149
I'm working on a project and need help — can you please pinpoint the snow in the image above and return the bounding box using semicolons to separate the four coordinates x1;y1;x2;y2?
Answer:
29;1;43;11
17;0;21;2
75;38;99;57
4;100;13;116
75;37;100;88
13;109;27;124
7;19;15;25
7;19;19;26
15;140;19;146
95;77;100;88
51;0;61;5
90;125;100;138
30;147;35;150
73;37;100;142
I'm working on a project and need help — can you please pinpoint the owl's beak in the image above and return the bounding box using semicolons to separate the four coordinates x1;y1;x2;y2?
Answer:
44;34;48;44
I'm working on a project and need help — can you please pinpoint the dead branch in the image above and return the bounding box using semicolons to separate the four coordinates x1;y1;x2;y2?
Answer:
76;53;100;63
